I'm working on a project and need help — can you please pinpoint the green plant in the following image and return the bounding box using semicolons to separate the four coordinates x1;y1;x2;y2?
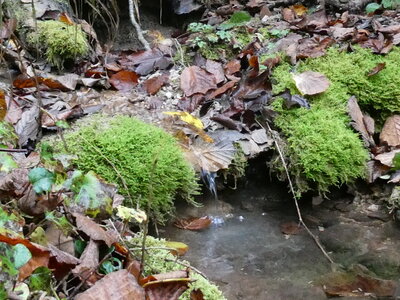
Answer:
52;116;199;223
27;20;89;69
128;235;226;300
366;0;400;12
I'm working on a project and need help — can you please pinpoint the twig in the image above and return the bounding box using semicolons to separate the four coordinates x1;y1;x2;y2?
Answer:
261;120;334;264
165;259;209;280
0;148;28;153
128;0;150;50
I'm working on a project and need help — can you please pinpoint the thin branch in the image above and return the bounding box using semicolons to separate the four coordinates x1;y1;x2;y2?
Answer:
261;120;334;264
128;0;150;50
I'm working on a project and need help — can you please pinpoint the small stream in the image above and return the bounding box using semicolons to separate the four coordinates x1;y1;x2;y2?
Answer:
160;176;332;300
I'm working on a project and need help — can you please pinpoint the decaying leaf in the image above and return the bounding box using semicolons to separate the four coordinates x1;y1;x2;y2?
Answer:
374;150;400;167
109;70;139;92
75;269;145;300
180;66;217;97
186;138;236;172
144;73;169;95
367;63;386;76
380;115;400;147
72;239;101;284
144;270;191;300
73;213;118;247
347;96;375;147
205;60;225;84
293;71;330;95
174;216;212;231
280;221;303;235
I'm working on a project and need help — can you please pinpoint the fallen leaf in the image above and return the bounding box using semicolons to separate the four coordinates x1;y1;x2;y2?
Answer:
347;96;375;147
119;48;172;76
191;289;205;300
75;269;145;300
224;60;241;75
73;213;118;247
180;66;217;97
205;60;225;84
144;73;169;95
14;104;40;147
0;89;7;121
72;239;101;284
109;70;139;92
207;80;238;100
164;111;204;130
293;71;330;95
281;90;310;109
379;115;400;147
374;150;400;167
12;74;39;89
174;216;212;230
165;241;189;256
59;12;74;25
290;4;308;16
186;138;236;172
367;63;386;76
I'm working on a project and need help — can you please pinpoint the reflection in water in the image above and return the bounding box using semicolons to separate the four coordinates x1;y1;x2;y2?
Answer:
160;179;331;300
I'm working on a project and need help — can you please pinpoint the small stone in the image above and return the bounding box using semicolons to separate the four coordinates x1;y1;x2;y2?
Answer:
367;204;380;212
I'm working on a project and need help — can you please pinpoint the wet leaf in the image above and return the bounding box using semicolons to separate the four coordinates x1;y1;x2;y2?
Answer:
379;115;400;147
109;71;139;92
280;221;302;235
144;73;169;95
174;216;212;231
73;213;118;247
28;168;55;194
181;66;217;97
75;269;145;300
293;71;330;95
367;63;386;76
186;138;236;172
164;111;204;130
28;267;52;292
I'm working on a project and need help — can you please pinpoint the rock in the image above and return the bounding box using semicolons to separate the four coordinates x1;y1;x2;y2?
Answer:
325;0;371;12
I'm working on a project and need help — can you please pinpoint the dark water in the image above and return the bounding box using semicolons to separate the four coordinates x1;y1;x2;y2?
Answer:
160;179;332;300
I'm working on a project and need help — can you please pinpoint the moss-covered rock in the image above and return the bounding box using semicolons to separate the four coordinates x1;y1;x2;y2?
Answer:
269;47;397;193
53;116;199;222
128;235;226;300
28;20;89;69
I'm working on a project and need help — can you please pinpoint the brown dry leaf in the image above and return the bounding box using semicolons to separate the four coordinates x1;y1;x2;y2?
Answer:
347;96;375;147
59;12;74;25
367;63;386;76
73;213;118;247
72;239;100;285
280;221;302;235
379;115;400;147
205;60;225;84
41;73;80;91
224;60;241;75
366;160;390;183
174;216;212;231
144;73;169;95
374;150;400;167
109;70;139;92
282;8;296;23
207;80;237;100
292;71;330;95
13;74;39;89
180;66;217;97
143;270;191;300
75;269;145;300
186;138;236;172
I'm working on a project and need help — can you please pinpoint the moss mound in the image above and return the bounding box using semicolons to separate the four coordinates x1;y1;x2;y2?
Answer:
28;20;89;69
270;47;396;193
129;235;226;300
57;116;199;222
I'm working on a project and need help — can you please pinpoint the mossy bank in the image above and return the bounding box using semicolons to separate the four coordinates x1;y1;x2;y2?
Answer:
51;116;199;222
270;46;400;193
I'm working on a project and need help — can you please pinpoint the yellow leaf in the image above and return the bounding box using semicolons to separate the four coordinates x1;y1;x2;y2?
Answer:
164;111;204;130
165;241;189;256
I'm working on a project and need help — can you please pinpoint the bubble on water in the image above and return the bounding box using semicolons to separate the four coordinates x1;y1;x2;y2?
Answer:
238;216;244;222
210;216;225;225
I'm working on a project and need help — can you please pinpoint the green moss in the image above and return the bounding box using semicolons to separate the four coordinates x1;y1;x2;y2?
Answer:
28;20;89;69
272;98;368;193
128;235;226;300
274;46;400;115
53;116;199;223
